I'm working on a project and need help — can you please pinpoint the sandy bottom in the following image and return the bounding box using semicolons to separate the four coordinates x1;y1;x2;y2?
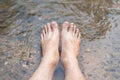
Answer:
0;0;120;80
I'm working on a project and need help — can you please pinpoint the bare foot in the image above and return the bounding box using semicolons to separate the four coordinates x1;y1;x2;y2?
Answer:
40;21;59;65
30;22;59;80
61;21;81;65
61;22;85;80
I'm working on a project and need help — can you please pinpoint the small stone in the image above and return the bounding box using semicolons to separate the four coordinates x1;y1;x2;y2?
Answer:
23;33;27;37
28;10;36;15
86;48;90;52
104;72;110;77
21;69;27;74
4;62;8;65
109;68;116;72
86;48;91;54
22;64;29;69
38;17;42;20
1;69;3;71
105;68;116;72
28;23;32;26
84;60;89;64
88;74;92;76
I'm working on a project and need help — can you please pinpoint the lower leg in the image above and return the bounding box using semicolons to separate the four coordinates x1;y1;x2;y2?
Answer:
30;55;58;80
61;22;85;80
62;56;85;80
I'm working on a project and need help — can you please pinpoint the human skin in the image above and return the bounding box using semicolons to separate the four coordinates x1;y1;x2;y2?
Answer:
30;21;85;80
61;22;85;80
30;21;59;80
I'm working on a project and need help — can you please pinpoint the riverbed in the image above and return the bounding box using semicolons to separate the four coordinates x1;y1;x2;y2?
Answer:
0;0;120;80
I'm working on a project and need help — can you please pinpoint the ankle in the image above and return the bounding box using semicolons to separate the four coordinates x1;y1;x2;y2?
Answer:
61;54;78;68
41;53;59;67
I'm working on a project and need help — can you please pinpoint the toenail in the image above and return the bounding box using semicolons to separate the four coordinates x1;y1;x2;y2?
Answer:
64;21;69;24
51;21;57;24
64;21;69;26
47;23;50;25
71;23;74;25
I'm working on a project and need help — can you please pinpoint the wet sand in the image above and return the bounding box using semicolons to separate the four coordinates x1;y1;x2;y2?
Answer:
0;0;120;80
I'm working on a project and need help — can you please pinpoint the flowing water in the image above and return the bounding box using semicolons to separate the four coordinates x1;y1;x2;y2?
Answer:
0;0;120;80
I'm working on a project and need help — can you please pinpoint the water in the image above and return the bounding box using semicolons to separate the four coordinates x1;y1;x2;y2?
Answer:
0;0;120;80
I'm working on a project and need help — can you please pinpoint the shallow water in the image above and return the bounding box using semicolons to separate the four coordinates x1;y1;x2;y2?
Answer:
0;0;120;80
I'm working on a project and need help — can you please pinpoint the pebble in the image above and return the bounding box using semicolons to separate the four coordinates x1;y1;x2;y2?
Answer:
86;48;91;54
87;48;90;51
1;68;3;71
23;33;27;37
4;62;8;65
104;72;110;77
83;60;89;64
22;64;29;69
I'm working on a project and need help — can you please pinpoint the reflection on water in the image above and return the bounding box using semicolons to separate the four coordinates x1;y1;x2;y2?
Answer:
60;0;112;40
0;0;120;80
0;0;17;28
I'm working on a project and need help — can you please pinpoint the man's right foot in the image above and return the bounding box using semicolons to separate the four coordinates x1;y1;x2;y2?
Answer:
40;21;59;66
61;21;81;66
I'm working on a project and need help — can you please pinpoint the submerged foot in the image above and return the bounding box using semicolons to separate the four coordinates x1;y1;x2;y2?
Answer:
61;21;81;65
40;21;59;65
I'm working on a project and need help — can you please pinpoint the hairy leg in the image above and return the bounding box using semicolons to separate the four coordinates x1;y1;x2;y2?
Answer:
30;21;59;80
61;22;85;80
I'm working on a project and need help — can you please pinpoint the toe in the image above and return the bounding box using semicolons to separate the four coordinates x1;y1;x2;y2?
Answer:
42;29;46;37
42;23;50;36
75;29;79;38
69;23;74;32
44;25;48;33
40;34;43;43
78;32;81;40
77;32;81;44
73;25;76;33
62;21;70;31
47;23;52;32
51;21;58;31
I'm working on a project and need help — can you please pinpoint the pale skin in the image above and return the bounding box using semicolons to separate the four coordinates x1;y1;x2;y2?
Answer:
30;21;85;80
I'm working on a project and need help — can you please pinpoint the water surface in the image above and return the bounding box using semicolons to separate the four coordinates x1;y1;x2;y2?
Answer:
0;0;120;80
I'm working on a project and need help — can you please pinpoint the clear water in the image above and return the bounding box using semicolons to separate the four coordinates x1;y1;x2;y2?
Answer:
0;0;120;80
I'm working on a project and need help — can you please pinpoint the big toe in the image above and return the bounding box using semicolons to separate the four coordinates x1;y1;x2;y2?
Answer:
62;21;70;31
51;21;58;31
